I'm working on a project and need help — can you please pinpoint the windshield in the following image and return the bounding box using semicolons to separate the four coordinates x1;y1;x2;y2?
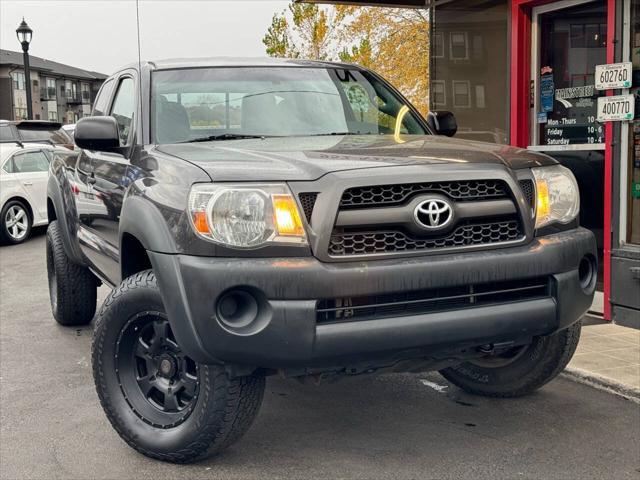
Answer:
151;67;428;144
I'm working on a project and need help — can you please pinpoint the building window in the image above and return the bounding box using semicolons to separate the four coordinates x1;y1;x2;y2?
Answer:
46;78;56;99
475;85;486;108
11;72;25;90
452;81;471;108
450;32;468;60
81;83;91;102
65;80;77;99
432;80;446;107
14;107;28;120
433;33;444;58
48;110;58;121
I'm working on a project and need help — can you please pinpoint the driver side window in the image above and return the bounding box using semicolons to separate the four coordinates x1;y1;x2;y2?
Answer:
110;77;136;146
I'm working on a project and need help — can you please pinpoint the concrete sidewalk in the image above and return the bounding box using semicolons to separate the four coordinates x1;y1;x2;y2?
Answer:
565;321;640;400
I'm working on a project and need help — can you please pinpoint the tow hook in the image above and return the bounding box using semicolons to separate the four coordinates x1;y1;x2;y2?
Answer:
477;341;516;355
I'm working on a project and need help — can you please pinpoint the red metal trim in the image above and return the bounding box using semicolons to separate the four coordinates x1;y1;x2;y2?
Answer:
510;0;615;320
603;0;615;320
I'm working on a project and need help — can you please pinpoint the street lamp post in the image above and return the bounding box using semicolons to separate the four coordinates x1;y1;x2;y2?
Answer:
16;18;33;120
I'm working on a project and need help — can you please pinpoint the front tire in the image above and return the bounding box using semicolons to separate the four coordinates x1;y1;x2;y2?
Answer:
92;270;265;463
440;321;581;397
46;220;97;326
0;200;32;244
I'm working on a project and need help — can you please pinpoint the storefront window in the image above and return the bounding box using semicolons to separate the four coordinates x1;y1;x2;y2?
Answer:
537;2;607;147
627;0;640;244
432;0;509;144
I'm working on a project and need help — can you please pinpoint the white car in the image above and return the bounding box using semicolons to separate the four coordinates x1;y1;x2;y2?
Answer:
0;143;74;244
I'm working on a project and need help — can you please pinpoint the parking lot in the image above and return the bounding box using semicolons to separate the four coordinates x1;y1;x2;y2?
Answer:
0;230;639;480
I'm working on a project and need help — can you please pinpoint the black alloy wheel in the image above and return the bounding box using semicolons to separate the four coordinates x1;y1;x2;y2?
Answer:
116;312;199;428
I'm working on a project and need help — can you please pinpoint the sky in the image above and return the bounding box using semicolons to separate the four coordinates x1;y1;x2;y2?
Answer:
0;0;290;74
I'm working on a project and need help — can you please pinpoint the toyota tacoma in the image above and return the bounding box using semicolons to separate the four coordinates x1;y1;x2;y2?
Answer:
46;58;597;463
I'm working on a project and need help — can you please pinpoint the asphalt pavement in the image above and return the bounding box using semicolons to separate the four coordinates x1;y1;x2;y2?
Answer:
1;230;639;480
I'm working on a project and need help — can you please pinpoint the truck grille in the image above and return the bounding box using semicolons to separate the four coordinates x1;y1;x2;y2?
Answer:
329;220;521;256
298;192;318;223
316;277;549;323
329;179;525;257
340;180;507;209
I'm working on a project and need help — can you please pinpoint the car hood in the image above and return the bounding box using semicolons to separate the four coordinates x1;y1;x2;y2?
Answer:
154;135;555;182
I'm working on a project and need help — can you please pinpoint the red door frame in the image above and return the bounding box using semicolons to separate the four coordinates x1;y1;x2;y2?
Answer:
509;0;615;320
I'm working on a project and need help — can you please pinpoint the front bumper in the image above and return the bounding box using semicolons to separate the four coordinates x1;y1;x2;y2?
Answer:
149;228;596;369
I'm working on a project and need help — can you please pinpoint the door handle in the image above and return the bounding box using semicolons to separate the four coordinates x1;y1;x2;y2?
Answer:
630;267;640;281
23;181;33;186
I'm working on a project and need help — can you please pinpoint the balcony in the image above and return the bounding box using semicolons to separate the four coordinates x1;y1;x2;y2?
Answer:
65;92;82;104
40;86;56;101
66;90;91;105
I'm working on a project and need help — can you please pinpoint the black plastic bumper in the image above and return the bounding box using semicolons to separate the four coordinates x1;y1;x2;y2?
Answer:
148;228;596;368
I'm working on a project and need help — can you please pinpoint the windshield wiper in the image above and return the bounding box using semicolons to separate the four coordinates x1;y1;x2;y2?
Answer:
182;133;268;143
307;132;364;136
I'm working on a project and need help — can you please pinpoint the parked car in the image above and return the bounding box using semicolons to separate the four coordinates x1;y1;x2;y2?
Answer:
62;123;76;141
46;58;596;464
0;120;74;150
0;143;74;244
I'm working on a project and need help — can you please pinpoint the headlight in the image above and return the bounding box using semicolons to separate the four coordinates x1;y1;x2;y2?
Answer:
532;165;580;229
188;183;307;248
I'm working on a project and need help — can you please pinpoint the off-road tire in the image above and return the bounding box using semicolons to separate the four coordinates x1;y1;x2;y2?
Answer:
91;270;265;463
46;220;97;326
0;199;32;245
440;321;582;397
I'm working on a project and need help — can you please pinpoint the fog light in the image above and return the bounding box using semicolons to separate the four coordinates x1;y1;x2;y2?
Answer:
216;290;258;329
578;255;597;293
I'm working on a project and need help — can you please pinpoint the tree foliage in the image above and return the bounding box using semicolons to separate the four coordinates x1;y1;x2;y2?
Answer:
262;3;430;115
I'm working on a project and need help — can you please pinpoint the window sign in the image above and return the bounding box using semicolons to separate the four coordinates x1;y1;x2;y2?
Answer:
595;62;632;90
540;67;555;113
597;94;635;122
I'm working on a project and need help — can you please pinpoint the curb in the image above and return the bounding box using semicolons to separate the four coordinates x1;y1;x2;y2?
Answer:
562;367;640;404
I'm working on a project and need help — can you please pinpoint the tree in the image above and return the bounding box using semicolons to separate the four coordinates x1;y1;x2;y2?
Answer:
262;3;430;115
263;4;348;60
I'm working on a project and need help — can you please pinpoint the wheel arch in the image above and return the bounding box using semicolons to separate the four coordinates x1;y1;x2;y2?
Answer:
119;195;178;282
47;175;85;265
2;195;34;222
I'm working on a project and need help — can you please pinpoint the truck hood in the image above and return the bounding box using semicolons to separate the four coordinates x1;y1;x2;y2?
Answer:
154;135;555;182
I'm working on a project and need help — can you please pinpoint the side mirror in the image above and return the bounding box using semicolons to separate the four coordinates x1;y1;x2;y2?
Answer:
426;111;457;137
74;116;120;151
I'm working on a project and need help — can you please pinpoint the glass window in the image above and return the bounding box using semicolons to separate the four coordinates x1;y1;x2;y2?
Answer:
14;107;27;120
12;151;50;173
48;110;58;121
432;81;446;107
450;32;468;60
453;81;471;108
11;72;25;90
17;127;72;145
93;79;115;116
151;67;427;144
110;77;136;146
433;33;444;58
432;0;509;144
0;125;14;142
81;83;91;101
537;2;607;147
627;0;640;245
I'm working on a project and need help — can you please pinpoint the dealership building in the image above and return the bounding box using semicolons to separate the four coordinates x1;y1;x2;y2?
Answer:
307;0;640;326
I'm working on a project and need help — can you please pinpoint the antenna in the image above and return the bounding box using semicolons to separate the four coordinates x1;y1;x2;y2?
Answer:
135;0;145;144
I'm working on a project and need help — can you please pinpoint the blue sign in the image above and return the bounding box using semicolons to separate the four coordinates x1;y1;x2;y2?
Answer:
540;73;555;113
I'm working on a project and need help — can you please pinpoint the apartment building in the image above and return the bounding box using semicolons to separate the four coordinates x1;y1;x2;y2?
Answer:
0;49;106;124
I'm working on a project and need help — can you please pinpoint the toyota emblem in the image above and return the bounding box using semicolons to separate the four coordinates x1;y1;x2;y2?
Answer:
414;198;454;230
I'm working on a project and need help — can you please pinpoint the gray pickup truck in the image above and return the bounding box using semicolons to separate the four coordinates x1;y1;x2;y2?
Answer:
46;58;596;463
